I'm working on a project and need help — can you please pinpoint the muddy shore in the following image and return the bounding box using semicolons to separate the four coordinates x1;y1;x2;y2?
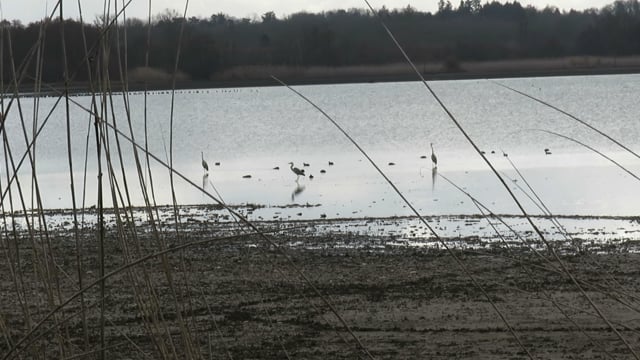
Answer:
2;214;640;359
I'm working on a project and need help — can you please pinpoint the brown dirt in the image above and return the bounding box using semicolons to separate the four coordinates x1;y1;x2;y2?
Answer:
1;224;640;359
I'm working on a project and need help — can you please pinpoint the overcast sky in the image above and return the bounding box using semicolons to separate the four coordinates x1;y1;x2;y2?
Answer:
1;0;616;24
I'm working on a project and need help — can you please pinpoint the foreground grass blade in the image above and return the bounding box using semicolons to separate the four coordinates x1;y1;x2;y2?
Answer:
362;1;639;357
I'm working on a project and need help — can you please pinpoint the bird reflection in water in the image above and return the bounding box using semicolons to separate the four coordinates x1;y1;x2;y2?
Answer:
431;166;437;191
291;182;306;202
202;173;209;190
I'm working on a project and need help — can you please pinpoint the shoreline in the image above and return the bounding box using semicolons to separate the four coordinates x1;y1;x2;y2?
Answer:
8;205;640;255
11;57;640;95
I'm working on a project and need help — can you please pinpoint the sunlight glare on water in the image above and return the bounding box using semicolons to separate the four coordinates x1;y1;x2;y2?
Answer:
2;74;640;217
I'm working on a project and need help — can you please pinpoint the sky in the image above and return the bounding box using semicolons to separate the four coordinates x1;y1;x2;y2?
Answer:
1;0;616;24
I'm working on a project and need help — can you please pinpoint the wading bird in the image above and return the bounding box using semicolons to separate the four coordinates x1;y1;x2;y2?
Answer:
431;143;438;168
289;162;305;180
201;152;209;173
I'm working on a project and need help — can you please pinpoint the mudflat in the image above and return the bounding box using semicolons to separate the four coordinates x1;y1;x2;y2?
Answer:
2;218;639;359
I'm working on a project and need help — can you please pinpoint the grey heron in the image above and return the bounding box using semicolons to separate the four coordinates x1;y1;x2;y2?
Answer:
289;162;305;179
201;152;209;172
430;143;437;167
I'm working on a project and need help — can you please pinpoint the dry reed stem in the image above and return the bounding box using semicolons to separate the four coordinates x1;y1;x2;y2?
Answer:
363;1;638;357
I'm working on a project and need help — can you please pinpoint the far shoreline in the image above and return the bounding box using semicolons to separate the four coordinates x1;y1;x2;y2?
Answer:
151;64;640;91
11;56;640;95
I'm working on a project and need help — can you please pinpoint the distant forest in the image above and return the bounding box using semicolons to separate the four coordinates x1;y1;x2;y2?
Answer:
2;0;640;83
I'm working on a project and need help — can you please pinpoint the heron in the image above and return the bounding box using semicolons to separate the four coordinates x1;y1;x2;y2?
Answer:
430;143;438;168
289;162;305;180
201;152;209;173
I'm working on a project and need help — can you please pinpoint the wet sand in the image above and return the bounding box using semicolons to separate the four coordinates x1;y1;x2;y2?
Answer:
2;211;640;358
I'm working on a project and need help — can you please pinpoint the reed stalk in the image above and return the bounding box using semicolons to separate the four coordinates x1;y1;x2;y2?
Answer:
363;1;639;357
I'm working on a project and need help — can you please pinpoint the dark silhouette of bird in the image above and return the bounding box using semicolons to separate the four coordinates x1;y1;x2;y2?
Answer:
320;169;326;174
430;143;438;167
273;166;280;170
201;152;209;172
388;162;395;166
309;174;314;179
303;162;310;167
289;162;305;180
328;161;334;166
544;148;552;155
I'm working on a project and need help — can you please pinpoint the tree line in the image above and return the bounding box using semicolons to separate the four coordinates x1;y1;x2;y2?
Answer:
2;0;640;83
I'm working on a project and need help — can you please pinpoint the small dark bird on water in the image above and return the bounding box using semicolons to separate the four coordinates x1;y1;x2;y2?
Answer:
273;166;280;170
289;162;305;179
215;162;220;166
303;163;310;167
320;169;326;174
545;148;552;155
201;152;209;172
328;161;334;166
388;162;395;166
309;174;314;179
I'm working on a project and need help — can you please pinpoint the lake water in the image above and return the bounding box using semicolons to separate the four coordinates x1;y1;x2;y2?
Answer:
2;74;640;218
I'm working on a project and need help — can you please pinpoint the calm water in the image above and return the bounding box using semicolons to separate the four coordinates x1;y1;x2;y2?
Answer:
2;74;640;217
